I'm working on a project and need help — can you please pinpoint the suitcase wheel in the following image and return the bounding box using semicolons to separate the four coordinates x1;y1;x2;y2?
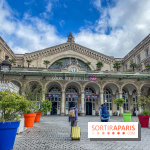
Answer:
78;138;80;141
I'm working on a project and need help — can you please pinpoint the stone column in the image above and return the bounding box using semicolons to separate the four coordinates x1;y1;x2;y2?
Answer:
97;94;101;115
112;94;117;115
138;106;142;114
100;92;104;105
141;63;145;71
119;107;123;115
119;92;123;116
119;92;122;99
128;95;132;112
61;90;65;116
80;91;85;116
42;90;46;102
137;91;142;114
41;82;46;102
21;81;26;95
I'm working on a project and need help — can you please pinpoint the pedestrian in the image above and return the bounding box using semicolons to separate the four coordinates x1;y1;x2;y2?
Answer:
68;102;78;134
101;104;109;122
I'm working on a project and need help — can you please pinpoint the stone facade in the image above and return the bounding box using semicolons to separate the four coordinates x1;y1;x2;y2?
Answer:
0;33;150;116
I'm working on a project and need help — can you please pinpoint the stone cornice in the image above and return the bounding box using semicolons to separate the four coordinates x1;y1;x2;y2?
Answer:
123;34;150;64
0;36;16;59
23;42;115;65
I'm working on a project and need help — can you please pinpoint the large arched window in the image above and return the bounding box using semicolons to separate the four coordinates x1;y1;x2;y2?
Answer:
122;89;129;111
132;90;138;111
26;81;42;101
49;57;90;70
48;86;61;102
49;86;61;93
103;88;112;111
66;86;78;102
85;87;95;94
66;87;78;94
85;87;95;102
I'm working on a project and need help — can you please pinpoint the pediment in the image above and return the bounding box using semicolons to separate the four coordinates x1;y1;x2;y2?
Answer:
24;42;115;64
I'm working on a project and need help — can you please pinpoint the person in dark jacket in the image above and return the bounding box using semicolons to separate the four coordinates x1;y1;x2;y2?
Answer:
69;102;78;127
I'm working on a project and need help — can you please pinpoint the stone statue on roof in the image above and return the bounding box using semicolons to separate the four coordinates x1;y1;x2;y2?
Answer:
67;32;75;43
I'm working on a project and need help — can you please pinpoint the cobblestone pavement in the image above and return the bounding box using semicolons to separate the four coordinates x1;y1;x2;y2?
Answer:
13;116;150;150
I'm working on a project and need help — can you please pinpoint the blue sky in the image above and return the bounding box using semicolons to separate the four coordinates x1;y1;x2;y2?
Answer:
0;0;150;57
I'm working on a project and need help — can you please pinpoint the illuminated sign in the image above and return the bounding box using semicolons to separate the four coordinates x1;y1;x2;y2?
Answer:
89;76;97;81
66;94;80;98
46;94;61;98
85;95;99;99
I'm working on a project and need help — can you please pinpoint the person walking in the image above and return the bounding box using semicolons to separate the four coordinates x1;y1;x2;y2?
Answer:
68;103;78;133
101;104;110;122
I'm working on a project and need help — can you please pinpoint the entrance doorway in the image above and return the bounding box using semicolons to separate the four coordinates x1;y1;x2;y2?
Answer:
86;102;92;115
69;102;75;110
51;102;57;115
65;86;79;115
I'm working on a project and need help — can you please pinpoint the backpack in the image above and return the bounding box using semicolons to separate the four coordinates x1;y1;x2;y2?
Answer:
102;105;109;118
68;109;75;117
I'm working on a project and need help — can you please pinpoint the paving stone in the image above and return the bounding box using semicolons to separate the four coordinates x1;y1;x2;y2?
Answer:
13;116;150;150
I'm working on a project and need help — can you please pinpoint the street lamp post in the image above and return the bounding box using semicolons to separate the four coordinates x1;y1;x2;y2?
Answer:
0;56;12;83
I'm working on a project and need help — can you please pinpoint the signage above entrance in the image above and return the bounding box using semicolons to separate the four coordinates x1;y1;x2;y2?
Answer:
89;76;97;81
46;94;61;98
85;95;99;99
66;94;80;98
52;76;98;81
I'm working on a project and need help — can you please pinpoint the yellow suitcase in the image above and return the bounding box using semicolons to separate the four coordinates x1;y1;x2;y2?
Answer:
71;127;81;141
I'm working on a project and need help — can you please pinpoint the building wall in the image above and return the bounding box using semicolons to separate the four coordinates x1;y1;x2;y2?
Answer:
123;34;150;72
2;74;149;116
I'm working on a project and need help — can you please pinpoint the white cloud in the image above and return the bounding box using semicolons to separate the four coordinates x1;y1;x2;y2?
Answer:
76;0;150;57
59;20;65;27
92;0;102;11
46;1;52;12
0;0;150;59
0;0;66;54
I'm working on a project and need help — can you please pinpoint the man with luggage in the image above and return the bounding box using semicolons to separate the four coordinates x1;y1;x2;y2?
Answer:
69;102;78;127
68;102;80;140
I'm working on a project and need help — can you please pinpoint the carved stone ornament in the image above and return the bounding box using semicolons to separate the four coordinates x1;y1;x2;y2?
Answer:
67;32;75;43
62;57;85;72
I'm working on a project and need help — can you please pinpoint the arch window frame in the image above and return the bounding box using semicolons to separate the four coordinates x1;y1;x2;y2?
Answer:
122;89;129;111
103;88;112;111
48;86;61;102
84;87;96;102
66;86;79;102
132;90;138;111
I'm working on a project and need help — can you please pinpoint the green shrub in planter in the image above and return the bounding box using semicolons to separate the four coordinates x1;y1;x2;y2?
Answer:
114;98;125;115
137;96;150;128
114;98;125;107
139;110;150;115
40;99;52;114
0;90;33;150
0;90;33;122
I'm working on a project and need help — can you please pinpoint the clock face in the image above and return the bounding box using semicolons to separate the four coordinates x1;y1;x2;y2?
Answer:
70;67;77;72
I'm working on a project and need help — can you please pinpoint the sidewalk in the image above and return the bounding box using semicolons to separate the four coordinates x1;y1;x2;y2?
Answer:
13;116;150;150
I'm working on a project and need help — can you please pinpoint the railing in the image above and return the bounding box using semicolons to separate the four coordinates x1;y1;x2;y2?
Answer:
10;67;150;74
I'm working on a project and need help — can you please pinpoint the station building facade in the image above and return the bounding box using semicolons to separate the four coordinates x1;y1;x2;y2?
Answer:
0;33;150;116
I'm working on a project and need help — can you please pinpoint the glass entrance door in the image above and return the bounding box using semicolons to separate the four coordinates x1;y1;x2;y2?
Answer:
65;87;79;115
86;102;92;115
51;102;57;115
